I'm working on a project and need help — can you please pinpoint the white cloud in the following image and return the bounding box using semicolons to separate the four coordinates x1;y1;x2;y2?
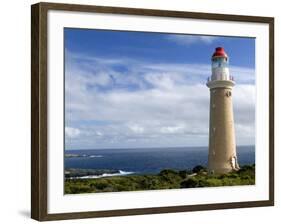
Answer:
166;35;218;45
127;124;145;134
65;51;255;149
65;127;81;138
144;73;175;90
96;131;103;136
160;125;185;134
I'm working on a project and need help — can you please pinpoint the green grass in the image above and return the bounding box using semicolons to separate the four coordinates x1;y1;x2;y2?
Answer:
64;164;255;194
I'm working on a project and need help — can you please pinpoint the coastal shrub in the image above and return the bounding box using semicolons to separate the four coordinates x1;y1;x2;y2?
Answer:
241;175;251;180
178;170;192;179
102;186;116;192
225;172;239;178
115;184;130;191
159;169;181;184
203;178;223;187
180;178;199;188
68;185;91;194
159;169;179;176
94;180;109;190
192;165;206;174
159;169;182;186
139;177;160;189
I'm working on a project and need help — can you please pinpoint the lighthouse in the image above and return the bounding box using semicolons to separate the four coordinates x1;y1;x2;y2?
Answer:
207;47;239;174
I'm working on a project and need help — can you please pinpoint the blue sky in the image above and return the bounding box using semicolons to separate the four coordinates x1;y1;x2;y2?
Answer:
64;28;255;150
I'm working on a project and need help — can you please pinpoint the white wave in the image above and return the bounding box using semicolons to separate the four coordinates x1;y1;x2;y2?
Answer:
119;170;134;175
89;155;103;158
71;170;135;179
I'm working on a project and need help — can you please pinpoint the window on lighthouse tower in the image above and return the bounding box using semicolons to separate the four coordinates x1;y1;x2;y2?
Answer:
212;57;228;68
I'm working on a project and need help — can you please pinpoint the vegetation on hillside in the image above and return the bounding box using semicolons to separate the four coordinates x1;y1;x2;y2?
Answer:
64;164;255;194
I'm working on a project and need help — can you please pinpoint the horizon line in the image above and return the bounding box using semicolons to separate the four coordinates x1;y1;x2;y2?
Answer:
65;144;255;151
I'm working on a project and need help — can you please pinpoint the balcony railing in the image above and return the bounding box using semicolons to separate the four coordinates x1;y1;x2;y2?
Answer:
207;75;234;82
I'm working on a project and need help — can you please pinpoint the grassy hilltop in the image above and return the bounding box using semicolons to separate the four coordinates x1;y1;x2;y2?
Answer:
65;164;255;194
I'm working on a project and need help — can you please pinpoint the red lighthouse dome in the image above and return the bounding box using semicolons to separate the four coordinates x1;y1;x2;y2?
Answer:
212;47;228;58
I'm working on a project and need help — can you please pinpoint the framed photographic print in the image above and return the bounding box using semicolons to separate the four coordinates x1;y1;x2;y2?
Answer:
31;2;274;221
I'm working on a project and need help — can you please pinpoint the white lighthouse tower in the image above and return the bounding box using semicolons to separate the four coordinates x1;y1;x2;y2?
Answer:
207;47;239;174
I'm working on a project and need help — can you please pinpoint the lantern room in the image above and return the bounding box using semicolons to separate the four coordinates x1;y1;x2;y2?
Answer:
212;47;229;69
210;47;231;82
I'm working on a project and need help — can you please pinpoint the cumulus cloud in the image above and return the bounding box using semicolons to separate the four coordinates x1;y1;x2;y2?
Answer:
166;34;218;45
65;127;81;138
127;124;145;134
65;51;255;149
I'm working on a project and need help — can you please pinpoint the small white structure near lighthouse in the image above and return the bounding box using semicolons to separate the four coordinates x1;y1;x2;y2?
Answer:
207;47;239;174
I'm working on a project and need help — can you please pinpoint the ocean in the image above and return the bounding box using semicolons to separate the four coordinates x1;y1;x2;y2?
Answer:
65;146;255;177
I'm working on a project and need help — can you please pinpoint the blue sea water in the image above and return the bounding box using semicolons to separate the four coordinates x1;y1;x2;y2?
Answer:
65;146;255;175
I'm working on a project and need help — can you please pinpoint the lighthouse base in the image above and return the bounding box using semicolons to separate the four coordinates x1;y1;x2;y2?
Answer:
208;167;235;175
208;155;240;174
